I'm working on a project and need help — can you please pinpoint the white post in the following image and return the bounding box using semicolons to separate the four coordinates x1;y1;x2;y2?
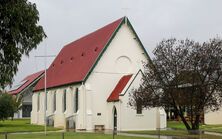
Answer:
35;53;56;136
44;43;47;135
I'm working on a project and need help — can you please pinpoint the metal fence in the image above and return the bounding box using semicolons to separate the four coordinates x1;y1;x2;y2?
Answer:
0;129;218;139
0;132;66;139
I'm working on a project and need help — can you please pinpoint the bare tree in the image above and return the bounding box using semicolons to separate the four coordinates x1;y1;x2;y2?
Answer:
129;38;222;133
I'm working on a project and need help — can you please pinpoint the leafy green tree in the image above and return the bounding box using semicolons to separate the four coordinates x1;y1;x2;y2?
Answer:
11;95;23;120
130;38;222;134
0;93;14;120
0;0;46;89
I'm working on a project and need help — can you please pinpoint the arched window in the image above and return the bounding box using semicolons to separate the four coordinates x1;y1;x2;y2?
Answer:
113;106;117;132
53;91;56;112
63;89;67;112
75;88;78;113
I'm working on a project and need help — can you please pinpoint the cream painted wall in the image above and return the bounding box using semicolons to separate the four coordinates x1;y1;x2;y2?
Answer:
31;84;81;128
119;71;159;131
159;108;167;129
31;93;38;124
85;23;163;131
205;108;222;125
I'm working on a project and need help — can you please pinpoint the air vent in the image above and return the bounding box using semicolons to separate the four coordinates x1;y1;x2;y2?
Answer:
70;57;74;61
81;52;85;56
94;47;98;52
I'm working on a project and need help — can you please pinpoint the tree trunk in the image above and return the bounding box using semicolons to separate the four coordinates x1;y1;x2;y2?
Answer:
179;113;191;130
188;115;201;134
175;107;191;130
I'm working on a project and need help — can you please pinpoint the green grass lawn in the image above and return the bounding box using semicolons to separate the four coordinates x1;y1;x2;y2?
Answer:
125;130;222;139
0;119;153;139
168;121;222;133
0;119;60;133
1;119;222;139
124;121;222;139
0;132;153;139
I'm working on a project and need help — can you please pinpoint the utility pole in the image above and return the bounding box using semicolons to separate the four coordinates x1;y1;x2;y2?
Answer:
35;54;56;135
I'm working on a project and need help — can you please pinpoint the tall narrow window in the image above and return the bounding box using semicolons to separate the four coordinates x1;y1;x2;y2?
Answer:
53;91;56;112
46;91;48;111
75;88;78;113
136;98;142;114
37;93;40;111
73;90;75;112
63;89;66;112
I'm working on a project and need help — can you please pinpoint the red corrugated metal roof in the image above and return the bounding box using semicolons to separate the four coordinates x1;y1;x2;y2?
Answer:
34;17;124;91
9;71;44;95
107;74;133;102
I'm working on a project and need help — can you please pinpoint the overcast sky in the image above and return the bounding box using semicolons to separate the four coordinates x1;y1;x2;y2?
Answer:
12;0;222;85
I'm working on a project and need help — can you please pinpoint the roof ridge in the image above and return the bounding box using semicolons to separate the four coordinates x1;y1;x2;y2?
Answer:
9;70;44;95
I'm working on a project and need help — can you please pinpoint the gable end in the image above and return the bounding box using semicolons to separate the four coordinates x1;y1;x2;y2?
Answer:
83;17;151;83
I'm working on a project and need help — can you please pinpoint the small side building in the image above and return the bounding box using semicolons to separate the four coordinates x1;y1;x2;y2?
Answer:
205;109;222;125
9;71;44;118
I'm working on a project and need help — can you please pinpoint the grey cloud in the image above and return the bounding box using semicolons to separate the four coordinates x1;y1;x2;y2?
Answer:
12;0;222;85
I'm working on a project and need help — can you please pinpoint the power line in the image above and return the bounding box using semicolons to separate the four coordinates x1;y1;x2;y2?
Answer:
92;71;133;75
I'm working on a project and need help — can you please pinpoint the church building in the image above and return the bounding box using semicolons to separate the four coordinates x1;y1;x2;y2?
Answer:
31;17;166;131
